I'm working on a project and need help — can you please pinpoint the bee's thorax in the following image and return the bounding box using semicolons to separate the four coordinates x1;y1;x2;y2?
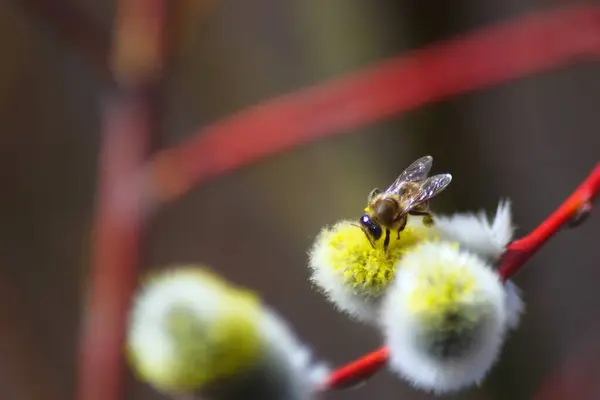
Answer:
374;198;400;226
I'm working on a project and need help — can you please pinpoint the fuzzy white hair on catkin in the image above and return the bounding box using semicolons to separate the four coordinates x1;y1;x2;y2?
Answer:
202;309;329;400
433;200;524;330
380;242;511;394
257;309;330;400
503;280;524;330
127;269;230;375
433;199;514;261
307;221;381;324
128;269;329;400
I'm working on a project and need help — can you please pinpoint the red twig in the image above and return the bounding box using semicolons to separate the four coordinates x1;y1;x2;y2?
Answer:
77;98;151;400
148;4;600;202
77;2;171;400
322;162;600;391
324;347;390;390
498;163;600;279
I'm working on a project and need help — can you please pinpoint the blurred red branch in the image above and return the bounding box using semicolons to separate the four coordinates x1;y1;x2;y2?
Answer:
77;1;172;400
77;98;150;400
18;0;111;81
149;4;600;202
533;338;600;400
323;162;600;391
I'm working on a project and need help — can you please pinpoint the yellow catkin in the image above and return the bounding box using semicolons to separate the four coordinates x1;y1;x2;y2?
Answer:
324;220;434;296
406;258;478;331
127;267;263;392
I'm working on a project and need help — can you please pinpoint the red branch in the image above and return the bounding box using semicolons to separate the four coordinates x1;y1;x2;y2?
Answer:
77;97;151;400
497;163;600;279
77;2;171;400
323;162;600;391
149;4;600;202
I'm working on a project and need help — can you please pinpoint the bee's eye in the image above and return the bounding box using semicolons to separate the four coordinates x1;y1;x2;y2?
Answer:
369;223;383;240
360;215;382;240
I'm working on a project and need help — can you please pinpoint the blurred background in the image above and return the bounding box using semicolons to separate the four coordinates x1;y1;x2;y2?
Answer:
1;1;599;399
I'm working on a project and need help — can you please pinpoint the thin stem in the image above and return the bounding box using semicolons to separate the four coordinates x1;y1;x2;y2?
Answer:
77;97;150;400
323;347;390;390
76;2;171;400
322;162;600;391
498;163;600;279
147;4;600;202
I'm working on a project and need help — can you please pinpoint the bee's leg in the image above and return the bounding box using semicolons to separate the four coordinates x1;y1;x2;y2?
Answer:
421;214;434;226
409;211;434;226
409;203;434;226
368;188;381;203
383;229;391;251
396;216;408;240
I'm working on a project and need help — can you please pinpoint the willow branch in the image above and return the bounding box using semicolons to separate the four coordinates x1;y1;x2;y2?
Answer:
77;2;171;400
147;4;600;203
497;163;600;279
323;162;600;391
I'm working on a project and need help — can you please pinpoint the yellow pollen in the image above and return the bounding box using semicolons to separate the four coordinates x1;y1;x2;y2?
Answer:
322;220;435;296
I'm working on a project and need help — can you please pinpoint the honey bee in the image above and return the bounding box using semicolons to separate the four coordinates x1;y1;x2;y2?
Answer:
359;155;452;251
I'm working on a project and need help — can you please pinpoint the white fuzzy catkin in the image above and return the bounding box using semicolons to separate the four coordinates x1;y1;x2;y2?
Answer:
381;242;513;394
308;220;382;323
307;219;437;324
434;200;515;261
127;266;328;400
434;200;524;330
202;308;330;400
253;309;330;400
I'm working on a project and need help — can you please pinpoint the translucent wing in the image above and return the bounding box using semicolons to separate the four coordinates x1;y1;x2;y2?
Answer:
383;155;434;196
402;173;452;211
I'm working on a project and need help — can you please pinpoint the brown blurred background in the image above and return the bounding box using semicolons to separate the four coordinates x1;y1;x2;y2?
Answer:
1;1;599;399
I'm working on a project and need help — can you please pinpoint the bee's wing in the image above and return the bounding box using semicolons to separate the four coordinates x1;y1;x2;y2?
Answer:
383;155;434;195
404;173;453;209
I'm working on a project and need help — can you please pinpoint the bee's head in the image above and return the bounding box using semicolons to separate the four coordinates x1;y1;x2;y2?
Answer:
360;214;383;241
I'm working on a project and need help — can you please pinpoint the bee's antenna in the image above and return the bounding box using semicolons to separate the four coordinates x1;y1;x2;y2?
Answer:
353;222;376;249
